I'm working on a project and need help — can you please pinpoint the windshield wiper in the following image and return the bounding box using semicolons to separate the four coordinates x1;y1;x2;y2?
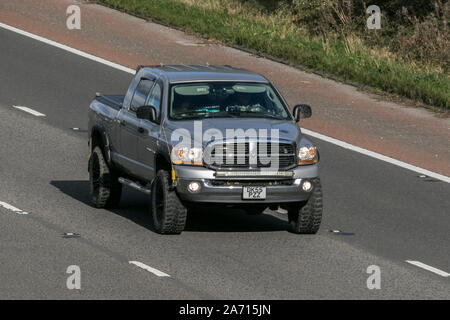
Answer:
227;112;285;120
211;113;238;118
172;112;238;120
259;114;285;120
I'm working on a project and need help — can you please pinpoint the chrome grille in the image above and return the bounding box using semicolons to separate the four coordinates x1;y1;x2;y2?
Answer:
206;142;296;169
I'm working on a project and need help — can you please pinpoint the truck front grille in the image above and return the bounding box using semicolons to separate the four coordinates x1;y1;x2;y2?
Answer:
205;142;296;170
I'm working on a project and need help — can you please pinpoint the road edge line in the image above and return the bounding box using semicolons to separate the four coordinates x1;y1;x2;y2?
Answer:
302;129;450;184
0;22;135;75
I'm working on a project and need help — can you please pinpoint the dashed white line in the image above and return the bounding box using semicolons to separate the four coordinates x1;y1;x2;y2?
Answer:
1;21;449;184
129;261;171;277
0;201;29;215
406;260;450;277
12;106;46;117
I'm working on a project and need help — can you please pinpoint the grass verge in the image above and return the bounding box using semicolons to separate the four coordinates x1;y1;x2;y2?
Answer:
98;0;449;110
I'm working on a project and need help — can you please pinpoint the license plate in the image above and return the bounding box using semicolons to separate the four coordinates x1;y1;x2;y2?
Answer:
242;186;266;200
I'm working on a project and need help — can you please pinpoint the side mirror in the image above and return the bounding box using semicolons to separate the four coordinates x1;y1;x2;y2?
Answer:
136;105;157;122
293;104;312;122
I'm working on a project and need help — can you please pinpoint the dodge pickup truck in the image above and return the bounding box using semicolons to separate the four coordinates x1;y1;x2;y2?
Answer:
88;65;322;234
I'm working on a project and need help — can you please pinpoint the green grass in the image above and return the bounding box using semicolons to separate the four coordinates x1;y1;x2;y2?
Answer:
99;0;450;109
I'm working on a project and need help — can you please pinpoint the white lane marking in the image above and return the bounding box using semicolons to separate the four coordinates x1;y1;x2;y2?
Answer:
0;22;135;75
406;260;450;277
12;105;46;117
303;129;450;184
129;261;170;277
0;201;29;215
1;22;449;184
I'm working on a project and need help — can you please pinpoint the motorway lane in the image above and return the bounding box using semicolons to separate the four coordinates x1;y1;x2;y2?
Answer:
0;204;203;299
0;27;449;298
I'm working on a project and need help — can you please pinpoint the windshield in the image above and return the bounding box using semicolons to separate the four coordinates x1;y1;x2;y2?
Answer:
169;82;291;120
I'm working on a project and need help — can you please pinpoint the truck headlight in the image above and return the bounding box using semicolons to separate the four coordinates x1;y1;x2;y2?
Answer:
298;146;318;165
171;147;203;166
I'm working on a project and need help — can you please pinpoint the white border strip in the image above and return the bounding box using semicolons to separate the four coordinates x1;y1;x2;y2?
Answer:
0;22;135;74
406;260;450;277
303;129;450;184
129;261;170;277
1;21;449;184
13;106;46;117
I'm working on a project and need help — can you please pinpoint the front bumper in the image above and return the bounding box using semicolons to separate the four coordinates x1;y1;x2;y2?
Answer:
174;165;318;204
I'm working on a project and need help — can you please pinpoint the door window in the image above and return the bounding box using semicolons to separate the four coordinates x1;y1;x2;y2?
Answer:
130;79;154;112
147;82;163;122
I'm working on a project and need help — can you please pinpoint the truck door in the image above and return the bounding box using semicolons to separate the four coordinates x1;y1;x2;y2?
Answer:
136;80;164;181
117;77;154;177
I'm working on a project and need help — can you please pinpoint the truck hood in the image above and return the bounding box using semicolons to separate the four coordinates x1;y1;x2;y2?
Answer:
164;118;302;146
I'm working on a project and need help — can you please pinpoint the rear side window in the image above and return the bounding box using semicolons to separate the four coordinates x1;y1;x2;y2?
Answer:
147;82;162;122
130;79;154;112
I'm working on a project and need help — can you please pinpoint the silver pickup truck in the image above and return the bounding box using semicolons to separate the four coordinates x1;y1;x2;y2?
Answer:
88;65;322;234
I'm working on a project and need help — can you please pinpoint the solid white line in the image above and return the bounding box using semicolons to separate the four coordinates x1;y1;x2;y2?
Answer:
0;22;135;75
0;201;29;215
302;129;450;184
129;261;170;277
1;21;449;184
406;260;450;277
12;106;46;117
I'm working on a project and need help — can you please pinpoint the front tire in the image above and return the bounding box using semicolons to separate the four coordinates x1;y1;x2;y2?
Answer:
89;146;122;208
288;178;323;234
151;170;187;234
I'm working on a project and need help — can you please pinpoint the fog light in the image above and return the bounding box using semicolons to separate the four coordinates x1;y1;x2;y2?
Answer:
188;181;201;193
301;180;313;192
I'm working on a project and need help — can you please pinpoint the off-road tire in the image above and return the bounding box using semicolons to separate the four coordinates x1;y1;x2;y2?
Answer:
151;170;187;234
89;146;122;208
287;178;323;234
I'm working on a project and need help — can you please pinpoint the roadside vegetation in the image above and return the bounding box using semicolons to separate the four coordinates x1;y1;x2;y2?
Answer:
99;0;450;109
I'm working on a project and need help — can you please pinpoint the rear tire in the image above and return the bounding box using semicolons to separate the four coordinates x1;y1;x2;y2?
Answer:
151;170;187;234
89;146;122;208
288;178;323;234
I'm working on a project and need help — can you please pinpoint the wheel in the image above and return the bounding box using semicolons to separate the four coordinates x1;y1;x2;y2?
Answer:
244;205;267;215
151;170;187;234
89;146;122;208
287;178;323;234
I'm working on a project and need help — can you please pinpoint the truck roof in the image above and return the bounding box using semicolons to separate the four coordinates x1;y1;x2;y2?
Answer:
138;65;269;83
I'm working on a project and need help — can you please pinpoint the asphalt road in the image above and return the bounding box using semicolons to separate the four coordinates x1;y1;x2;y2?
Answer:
0;27;449;299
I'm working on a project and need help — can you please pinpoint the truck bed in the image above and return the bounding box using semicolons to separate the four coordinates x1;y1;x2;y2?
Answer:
96;94;124;110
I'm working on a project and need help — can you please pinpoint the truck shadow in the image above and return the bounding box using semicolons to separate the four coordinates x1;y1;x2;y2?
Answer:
50;180;290;233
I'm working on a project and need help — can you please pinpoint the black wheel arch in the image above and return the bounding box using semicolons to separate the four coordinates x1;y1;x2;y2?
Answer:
89;125;112;172
154;152;171;173
90;125;111;159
